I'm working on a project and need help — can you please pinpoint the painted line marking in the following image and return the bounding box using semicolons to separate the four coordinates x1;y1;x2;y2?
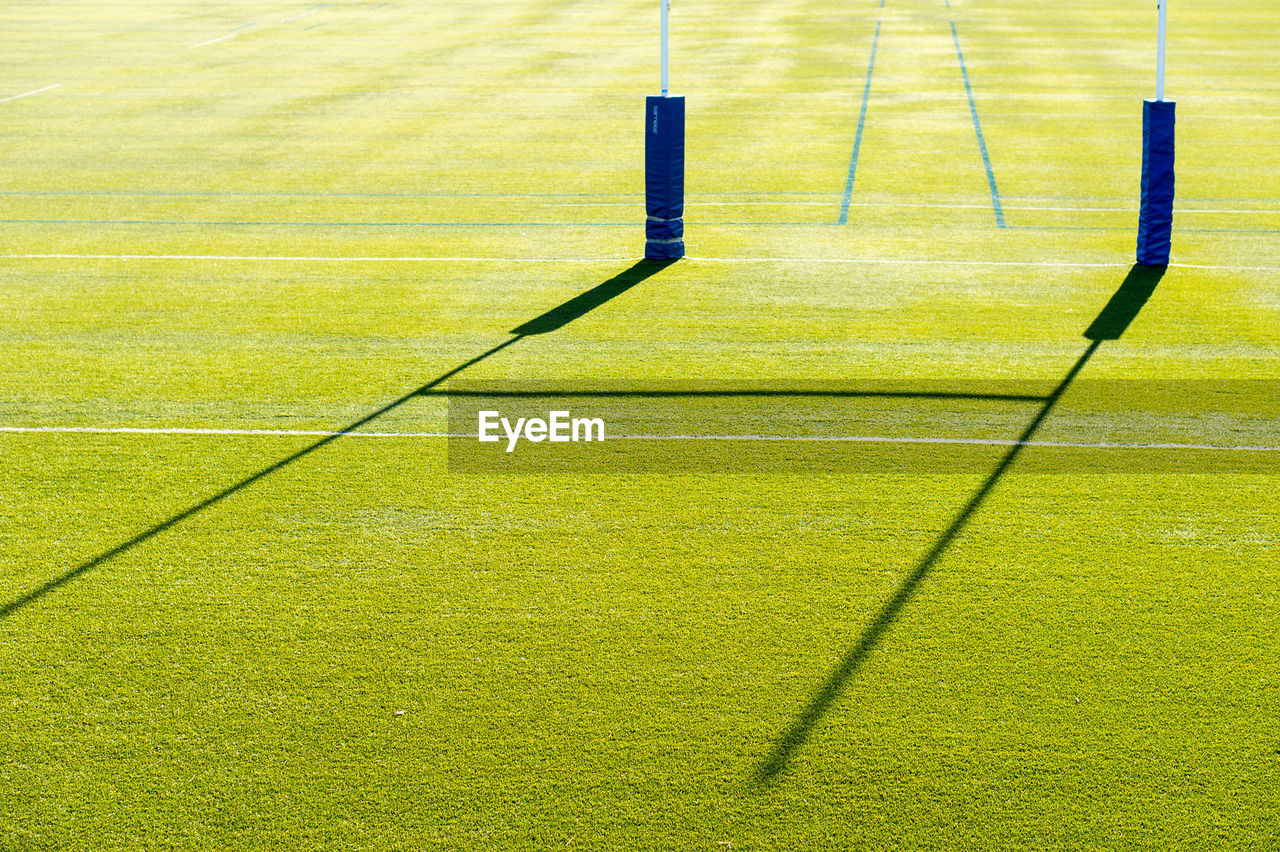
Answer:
191;32;241;48
5;211;1274;227
544;201;837;207
690;258;1280;272
0;84;61;104
0;191;644;199
3;190;1277;205
2;425;1276;454
1007;194;1280;204
1005;206;1280;214
542;201;1280;214
0;220;840;227
0;426;418;438
1013;225;1280;235
3;254;1279;272
0;219;647;227
279;10;318;23
950;20;1005;227
687;257;1130;267
839;20;881;225
858;203;1280;214
7;189;1268;214
615;435;1280;452
0;253;638;262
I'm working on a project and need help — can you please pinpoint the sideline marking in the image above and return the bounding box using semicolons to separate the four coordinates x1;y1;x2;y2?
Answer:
5;215;1278;230
2;219;838;228
3;254;1279;272
839;20;881;225
2;425;1277;453
528;200;1275;214
3;189;1273;206
950;21;1005;227
691;257;1128;267
690;258;1280;272
545;201;837;207
191;32;240;48
0;253;633;262
0;426;450;438
0;84;61;104
1013;225;1280;236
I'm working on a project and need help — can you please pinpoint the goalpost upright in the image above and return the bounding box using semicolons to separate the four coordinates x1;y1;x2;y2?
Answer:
1136;0;1175;266
644;0;685;260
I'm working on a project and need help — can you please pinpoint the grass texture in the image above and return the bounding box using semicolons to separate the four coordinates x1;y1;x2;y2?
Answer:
2;0;1279;849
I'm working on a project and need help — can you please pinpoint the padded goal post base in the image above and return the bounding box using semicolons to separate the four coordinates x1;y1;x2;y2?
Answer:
645;95;685;260
1136;98;1175;267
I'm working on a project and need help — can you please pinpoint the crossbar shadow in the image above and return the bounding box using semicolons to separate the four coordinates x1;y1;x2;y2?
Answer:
1;259;673;620
422;389;1049;402
754;262;1165;783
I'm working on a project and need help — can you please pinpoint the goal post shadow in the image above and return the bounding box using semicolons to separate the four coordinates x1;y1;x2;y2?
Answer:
1;260;677;620
754;263;1166;783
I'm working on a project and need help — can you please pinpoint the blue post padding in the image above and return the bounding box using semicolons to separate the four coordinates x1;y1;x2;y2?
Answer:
645;95;685;260
1136;98;1176;266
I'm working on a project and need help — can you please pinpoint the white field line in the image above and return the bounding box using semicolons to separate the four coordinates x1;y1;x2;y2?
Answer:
688;257;1132;267
279;10;318;23
1008;206;1280;214
616;435;1280;452
544;200;1280;214
191;32;240;48
0;254;635;263
2;425;1277;453
544;202;838;207
0;84;61;104
3;254;1279;272
690;258;1280;273
0;426;440;438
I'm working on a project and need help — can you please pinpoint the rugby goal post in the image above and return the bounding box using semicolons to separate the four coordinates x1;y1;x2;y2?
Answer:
645;0;685;260
1136;0;1175;266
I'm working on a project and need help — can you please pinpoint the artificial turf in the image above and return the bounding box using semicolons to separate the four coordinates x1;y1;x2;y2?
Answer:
2;0;1279;848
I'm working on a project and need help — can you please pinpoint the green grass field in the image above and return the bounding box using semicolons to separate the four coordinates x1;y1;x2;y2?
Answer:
3;0;1279;848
